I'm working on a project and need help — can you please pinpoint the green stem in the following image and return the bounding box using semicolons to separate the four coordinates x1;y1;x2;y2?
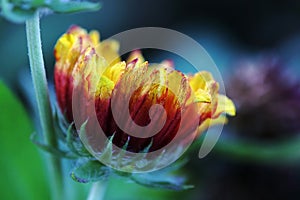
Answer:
25;11;63;200
87;181;108;200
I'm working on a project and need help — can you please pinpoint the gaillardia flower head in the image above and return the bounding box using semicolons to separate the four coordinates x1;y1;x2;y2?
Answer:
54;26;235;172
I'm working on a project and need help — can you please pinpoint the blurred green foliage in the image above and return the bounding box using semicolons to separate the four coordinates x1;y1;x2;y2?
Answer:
0;81;49;200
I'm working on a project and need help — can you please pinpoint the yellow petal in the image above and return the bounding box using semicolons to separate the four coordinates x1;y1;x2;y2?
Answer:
127;50;145;67
160;60;174;69
103;61;126;84
189;71;214;92
67;25;88;36
194;88;211;103
54;26;99;75
197;115;228;135
96;75;115;99
154;67;190;105
72;47;107;96
89;30;100;46
215;94;236;117
54;33;82;75
54;33;75;62
96;40;120;66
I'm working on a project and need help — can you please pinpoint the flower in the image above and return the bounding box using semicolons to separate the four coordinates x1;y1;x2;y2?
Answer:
226;58;300;140
189;71;236;134
54;25;235;155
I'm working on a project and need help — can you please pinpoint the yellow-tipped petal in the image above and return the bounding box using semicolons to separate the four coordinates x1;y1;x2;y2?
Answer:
215;94;236;117
89;30;100;46
127;50;145;66
67;25;88;36
189;71;214;92
96;76;115;99
54;33;79;72
103;61;126;84
160;60;174;69
194;89;212;103
54;33;74;62
96;40;120;66
54;26;100;76
197;115;228;135
72;47;107;96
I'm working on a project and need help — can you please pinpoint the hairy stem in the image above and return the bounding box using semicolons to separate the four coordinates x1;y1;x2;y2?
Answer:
87;181;108;200
25;11;63;200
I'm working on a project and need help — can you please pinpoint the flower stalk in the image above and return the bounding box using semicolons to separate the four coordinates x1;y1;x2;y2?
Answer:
25;11;63;200
87;181;108;200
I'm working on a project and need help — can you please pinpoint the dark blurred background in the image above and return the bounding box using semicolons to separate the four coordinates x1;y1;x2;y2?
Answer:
1;0;300;199
1;0;300;85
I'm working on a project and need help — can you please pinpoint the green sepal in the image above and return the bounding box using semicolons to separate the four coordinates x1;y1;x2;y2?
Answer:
53;109;68;142
140;139;153;153
53;109;91;158
70;158;110;183
116;136;130;167
52;105;193;190
31;132;77;159
98;134;114;162
67;121;91;157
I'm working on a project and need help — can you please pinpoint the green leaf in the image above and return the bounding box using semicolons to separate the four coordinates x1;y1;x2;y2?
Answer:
49;1;101;13
70;158;110;183
0;81;49;200
130;161;193;191
0;0;101;23
0;0;35;23
31;132;78;159
131;173;193;191
106;177;179;200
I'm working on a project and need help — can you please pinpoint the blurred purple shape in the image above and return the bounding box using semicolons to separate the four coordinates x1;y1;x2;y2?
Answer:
227;58;300;140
